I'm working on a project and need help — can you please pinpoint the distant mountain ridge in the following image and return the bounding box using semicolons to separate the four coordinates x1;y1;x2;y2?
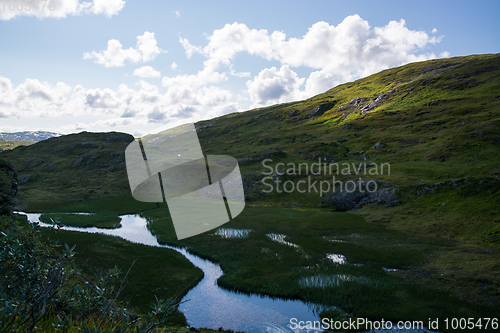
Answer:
0;131;60;142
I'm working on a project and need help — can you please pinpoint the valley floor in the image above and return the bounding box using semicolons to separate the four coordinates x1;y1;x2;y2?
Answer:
26;196;500;333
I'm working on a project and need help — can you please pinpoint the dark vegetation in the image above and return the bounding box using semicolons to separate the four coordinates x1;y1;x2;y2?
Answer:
0;161;228;332
1;54;499;331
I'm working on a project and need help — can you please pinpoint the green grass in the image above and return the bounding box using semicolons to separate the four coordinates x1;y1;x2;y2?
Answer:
8;213;234;332
0;140;33;151
33;222;204;324
39;212;122;229
28;196;158;215
19;186;499;331
138;204;498;331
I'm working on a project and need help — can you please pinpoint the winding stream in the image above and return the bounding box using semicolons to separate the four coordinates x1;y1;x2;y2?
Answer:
19;213;438;333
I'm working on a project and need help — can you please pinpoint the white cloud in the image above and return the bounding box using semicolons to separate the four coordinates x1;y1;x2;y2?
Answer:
179;37;203;59
1;15;449;134
247;66;305;106
162;67;226;90
91;0;125;17
0;0;125;20
181;15;447;106
83;88;120;109
134;66;161;78
0;75;239;133
84;32;163;67
0;77;72;117
174;10;180;18
432;28;438;34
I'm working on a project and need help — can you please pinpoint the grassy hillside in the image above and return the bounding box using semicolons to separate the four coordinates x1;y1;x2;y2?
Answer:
197;53;499;187
1;54;499;322
0;140;33;151
2;54;498;208
0;132;134;207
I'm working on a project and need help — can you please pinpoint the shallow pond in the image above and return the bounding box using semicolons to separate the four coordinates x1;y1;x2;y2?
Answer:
19;212;439;333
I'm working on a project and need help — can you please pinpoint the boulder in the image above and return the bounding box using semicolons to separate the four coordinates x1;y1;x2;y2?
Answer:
322;178;398;211
309;102;336;118
371;142;386;150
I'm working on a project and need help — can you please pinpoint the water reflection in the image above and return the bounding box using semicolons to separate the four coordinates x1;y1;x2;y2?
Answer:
326;253;347;264
267;233;300;249
19;212;438;333
213;228;252;238
299;275;353;288
20;213;321;333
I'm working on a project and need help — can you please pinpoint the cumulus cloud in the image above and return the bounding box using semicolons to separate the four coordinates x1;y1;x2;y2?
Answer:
133;66;161;78
180;15;446;106
1;15;448;134
0;75;239;132
0;77;72;116
91;0;125;16
84;32;162;67
179;37;203;59
247;66;305;106
0;0;125;20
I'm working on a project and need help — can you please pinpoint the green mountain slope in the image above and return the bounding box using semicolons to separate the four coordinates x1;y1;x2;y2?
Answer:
197;53;499;186
0;132;134;207
2;54;498;210
1;53;499;317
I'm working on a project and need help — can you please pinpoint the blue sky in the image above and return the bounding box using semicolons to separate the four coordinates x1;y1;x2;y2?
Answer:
1;0;499;136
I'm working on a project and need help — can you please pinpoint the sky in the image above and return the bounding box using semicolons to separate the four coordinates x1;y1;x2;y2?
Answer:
0;0;499;137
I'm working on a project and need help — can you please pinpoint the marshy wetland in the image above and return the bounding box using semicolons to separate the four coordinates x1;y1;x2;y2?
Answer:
19;196;499;332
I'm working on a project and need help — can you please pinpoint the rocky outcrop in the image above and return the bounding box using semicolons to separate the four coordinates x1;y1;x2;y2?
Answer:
0;159;17;215
286;102;336;123
371;142;386;150
321;178;399;211
237;150;287;165
310;102;336;118
336;90;395;118
240;172;265;201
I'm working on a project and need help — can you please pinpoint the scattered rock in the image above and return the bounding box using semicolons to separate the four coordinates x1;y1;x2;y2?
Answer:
336;90;395;117
462;249;495;254
309;152;333;163
355;154;368;161
240;172;266;201
371;142;386;150
237;150;287;165
321;178;398;211
261;137;278;144
18;174;31;185
309;102;336;118
357;162;374;168
360;90;394;114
